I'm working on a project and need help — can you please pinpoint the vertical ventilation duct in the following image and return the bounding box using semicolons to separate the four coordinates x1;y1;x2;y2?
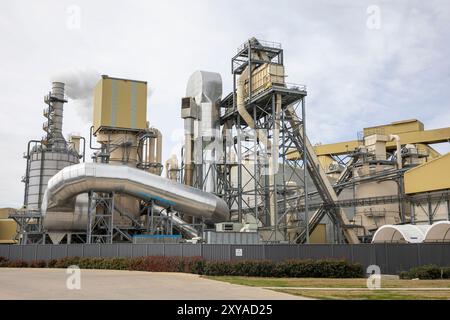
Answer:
184;70;222;192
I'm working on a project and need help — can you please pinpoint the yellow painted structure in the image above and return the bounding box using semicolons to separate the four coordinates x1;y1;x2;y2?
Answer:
312;127;450;156
404;152;450;194
287;119;450;159
318;155;334;172
0;208;17;244
416;144;441;159
93;75;147;134
310;224;327;244
389;127;450;148
0;219;17;244
0;208;15;219
363;119;424;136
311;141;360;157
244;63;285;97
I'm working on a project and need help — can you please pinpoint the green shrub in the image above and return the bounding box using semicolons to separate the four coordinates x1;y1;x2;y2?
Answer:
104;257;129;270
0;256;9;267
7;260;29;268
186;257;205;274
0;255;364;278
47;259;58;268
411;265;441;279
46;256;130;270
28;260;47;268
234;260;275;277
203;261;233;276
400;264;446;279
224;260;276;277
52;257;82;268
399;271;409;279
129;256;173;273
127;256;203;273
442;267;450;279
201;259;363;278
273;259;363;278
78;257;101;269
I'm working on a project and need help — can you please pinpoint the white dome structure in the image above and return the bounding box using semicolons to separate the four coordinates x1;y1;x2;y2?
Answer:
424;221;450;243
372;224;431;243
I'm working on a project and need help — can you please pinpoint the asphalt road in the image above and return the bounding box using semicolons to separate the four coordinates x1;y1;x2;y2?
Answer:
0;268;307;300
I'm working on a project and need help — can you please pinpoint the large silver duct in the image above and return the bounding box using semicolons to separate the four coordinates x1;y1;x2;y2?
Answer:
43;194;90;232
184;70;222;193
186;71;222;138
41;162;229;223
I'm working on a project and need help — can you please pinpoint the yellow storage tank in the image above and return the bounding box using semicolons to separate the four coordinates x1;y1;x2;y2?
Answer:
93;75;147;134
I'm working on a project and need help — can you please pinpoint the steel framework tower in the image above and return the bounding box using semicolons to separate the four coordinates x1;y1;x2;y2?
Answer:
205;38;360;243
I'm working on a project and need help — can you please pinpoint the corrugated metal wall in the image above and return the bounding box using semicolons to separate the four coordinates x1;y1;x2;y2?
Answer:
1;243;449;275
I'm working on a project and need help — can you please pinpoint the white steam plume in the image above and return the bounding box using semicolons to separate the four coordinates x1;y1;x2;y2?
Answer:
51;68;101;121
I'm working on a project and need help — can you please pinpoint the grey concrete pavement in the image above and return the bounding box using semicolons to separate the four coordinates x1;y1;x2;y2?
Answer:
0;268;308;300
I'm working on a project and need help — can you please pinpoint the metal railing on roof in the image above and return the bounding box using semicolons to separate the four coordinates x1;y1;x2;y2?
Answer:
237;39;282;52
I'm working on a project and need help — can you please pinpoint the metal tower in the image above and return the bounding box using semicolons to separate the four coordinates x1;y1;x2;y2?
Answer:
212;38;359;243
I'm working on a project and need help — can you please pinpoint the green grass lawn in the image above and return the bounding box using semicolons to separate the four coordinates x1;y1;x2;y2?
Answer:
204;276;450;300
273;289;450;300
204;276;450;288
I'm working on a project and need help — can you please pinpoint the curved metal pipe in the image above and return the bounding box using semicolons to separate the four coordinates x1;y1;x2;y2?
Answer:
236;68;270;149
41;162;229;223
89;125;102;150
236;38;272;146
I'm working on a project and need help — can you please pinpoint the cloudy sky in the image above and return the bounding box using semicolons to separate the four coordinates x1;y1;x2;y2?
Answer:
0;0;449;207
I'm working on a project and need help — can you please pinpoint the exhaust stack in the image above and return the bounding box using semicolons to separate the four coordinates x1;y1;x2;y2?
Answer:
44;82;68;149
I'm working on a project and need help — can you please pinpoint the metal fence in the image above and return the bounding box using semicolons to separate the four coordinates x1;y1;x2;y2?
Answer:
1;243;449;274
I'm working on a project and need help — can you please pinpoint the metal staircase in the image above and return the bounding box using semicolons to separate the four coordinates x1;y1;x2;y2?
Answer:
284;106;359;244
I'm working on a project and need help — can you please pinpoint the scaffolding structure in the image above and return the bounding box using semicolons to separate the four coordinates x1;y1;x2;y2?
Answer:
187;39;358;243
176;39;368;244
9;210;45;244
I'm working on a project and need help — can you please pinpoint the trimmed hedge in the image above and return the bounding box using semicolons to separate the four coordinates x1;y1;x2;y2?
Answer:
0;256;363;278
128;256;204;273
399;264;450;280
202;259;363;278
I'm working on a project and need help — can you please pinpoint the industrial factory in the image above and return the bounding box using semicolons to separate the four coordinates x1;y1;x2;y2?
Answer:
1;38;450;246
